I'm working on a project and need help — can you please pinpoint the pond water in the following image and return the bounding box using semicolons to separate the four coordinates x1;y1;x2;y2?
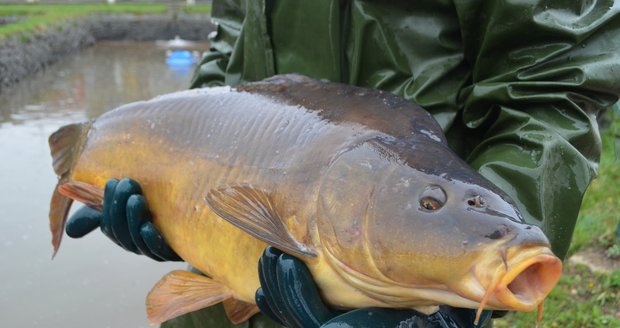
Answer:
0;41;209;328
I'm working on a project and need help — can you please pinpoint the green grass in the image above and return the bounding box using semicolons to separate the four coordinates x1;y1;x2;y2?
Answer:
495;109;620;327
183;4;212;14
569;109;620;256
0;3;209;40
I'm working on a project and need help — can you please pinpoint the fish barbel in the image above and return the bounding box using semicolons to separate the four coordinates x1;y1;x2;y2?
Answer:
49;74;562;325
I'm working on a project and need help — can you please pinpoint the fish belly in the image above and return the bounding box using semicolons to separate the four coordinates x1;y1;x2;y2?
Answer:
70;135;267;303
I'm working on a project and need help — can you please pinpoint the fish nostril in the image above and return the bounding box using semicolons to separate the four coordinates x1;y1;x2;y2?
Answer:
467;195;485;208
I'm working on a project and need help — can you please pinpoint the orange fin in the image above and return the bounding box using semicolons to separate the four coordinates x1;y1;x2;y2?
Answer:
49;189;73;258
146;270;233;325
48;122;90;257
205;184;316;258
49;122;89;177
223;298;260;324
58;181;104;211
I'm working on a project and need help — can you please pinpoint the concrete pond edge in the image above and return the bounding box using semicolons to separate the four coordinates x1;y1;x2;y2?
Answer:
0;13;215;92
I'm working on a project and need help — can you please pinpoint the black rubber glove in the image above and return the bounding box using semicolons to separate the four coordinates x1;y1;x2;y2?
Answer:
65;178;182;262
255;247;492;328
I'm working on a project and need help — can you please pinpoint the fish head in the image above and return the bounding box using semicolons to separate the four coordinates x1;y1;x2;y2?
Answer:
317;136;562;312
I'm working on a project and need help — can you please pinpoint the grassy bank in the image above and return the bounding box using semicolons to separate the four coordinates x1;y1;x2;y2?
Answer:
570;111;620;256
183;4;213;14
0;3;211;39
495;110;620;327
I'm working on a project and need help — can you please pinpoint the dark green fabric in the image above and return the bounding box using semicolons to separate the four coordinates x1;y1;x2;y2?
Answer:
182;0;620;326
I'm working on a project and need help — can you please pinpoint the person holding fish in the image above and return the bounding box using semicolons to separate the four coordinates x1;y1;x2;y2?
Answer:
60;0;620;327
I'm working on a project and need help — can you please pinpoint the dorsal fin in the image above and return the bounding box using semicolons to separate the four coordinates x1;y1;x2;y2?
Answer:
223;298;260;324
205;184;316;258
48;122;90;257
146;270;233;325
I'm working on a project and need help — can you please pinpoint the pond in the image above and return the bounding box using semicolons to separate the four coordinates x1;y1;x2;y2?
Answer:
0;41;209;328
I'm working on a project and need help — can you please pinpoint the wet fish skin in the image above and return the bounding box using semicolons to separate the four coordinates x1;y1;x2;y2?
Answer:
49;74;562;324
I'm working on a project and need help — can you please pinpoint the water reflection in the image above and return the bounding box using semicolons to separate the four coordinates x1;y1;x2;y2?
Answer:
0;41;208;328
0;41;203;124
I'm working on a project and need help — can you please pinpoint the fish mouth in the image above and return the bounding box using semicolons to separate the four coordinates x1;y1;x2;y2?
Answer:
495;253;562;311
474;245;562;321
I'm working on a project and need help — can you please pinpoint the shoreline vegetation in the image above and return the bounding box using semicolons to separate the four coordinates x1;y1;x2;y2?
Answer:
1;3;618;327
0;3;213;91
0;3;211;40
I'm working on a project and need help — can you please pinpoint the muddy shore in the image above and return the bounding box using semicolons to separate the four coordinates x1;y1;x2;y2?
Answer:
0;14;214;92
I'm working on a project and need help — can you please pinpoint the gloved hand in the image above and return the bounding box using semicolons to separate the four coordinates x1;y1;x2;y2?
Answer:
255;247;493;328
65;178;182;262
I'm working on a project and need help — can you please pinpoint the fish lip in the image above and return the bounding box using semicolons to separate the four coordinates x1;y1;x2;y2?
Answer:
492;249;563;311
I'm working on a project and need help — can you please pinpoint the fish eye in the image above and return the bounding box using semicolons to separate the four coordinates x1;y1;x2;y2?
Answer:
420;197;442;211
419;185;446;212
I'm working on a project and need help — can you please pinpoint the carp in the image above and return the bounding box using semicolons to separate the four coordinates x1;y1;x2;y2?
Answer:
48;74;562;325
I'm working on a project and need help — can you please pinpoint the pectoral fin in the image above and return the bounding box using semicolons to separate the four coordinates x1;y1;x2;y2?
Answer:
205;184;316;258
146;270;233;325
223;298;260;324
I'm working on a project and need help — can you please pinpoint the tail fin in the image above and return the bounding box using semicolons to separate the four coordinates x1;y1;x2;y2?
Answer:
48;122;90;258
